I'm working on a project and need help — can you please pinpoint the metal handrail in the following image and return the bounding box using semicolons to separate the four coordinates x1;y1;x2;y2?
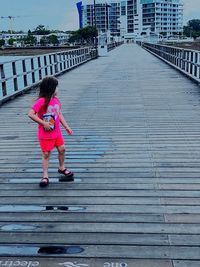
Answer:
137;42;200;84
0;47;97;104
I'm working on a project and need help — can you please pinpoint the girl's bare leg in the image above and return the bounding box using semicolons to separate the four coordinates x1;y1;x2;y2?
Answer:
42;151;51;178
57;145;73;176
57;145;66;170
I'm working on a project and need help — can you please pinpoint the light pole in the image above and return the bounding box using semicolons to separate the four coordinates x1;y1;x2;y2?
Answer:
93;0;98;56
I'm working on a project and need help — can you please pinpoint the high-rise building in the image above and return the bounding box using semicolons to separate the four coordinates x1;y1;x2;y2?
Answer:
140;0;183;37
81;0;121;36
79;0;136;40
77;0;183;40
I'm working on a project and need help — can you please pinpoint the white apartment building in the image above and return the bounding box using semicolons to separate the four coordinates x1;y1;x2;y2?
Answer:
140;0;183;37
80;0;134;39
81;0;121;36
78;0;183;40
0;33;27;44
0;32;69;46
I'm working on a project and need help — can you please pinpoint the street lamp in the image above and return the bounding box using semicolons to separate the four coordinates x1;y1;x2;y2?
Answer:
93;0;98;56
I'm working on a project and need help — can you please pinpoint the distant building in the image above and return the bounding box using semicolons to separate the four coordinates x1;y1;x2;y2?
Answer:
0;33;27;45
33;33;70;45
0;32;70;46
79;0;127;40
140;0;183;37
77;0;183;40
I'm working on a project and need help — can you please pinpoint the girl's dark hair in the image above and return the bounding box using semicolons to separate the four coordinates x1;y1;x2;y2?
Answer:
39;76;58;110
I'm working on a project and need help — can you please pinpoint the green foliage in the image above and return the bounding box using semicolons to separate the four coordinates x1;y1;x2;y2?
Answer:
68;26;98;45
40;36;48;46
184;19;200;39
0;39;5;47
8;38;16;45
22;33;37;45
32;25;50;35
47;34;59;45
68;31;81;43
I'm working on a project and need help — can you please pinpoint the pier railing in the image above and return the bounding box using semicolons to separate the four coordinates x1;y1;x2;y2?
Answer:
0;47;97;104
107;41;124;52
137;42;200;84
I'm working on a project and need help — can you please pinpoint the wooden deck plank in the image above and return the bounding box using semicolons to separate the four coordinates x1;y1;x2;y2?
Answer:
0;222;200;234
0;232;169;245
0;258;174;267
1;44;200;264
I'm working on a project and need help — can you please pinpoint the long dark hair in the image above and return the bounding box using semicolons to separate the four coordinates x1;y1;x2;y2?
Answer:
39;76;58;111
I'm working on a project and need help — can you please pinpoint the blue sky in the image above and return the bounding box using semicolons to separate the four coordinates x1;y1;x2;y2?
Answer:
0;0;199;32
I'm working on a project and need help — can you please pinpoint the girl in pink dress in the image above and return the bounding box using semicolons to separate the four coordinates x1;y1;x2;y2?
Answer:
28;76;73;187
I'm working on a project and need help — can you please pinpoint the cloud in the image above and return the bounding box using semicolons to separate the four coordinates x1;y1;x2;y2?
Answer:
183;0;200;23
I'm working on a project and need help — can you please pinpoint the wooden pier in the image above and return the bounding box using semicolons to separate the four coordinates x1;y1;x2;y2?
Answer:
0;44;200;267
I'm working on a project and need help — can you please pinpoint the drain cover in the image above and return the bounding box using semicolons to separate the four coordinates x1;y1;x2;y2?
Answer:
45;206;86;212
38;246;84;255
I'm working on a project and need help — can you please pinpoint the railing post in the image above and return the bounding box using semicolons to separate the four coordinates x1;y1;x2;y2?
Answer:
12;61;18;92
197;53;200;80
66;53;69;69
44;56;48;76
190;52;193;75
70;52;72;68
63;53;66;70
31;58;35;84
59;54;63;72
54;54;58;74
38;57;42;80
49;55;53;75
22;60;28;87
0;63;7;97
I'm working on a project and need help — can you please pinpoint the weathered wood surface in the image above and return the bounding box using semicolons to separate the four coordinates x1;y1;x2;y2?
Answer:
0;44;200;266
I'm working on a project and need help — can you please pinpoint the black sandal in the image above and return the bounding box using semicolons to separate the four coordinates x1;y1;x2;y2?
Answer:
40;177;49;188
58;168;74;177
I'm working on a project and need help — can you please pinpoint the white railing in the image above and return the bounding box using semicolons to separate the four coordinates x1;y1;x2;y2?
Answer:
107;41;124;52
137;42;200;84
0;47;97;104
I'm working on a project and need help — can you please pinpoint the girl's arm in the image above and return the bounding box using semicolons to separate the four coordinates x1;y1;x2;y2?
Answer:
59;112;73;135
28;109;52;131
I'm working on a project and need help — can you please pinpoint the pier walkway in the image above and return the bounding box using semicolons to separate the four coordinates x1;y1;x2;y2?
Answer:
0;44;200;267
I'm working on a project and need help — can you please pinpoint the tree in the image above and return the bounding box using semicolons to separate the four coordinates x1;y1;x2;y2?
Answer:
0;39;5;47
8;38;16;46
81;26;98;44
184;19;200;39
68;31;81;44
33;25;50;35
47;34;59;45
68;26;98;45
40;36;48;46
22;33;37;45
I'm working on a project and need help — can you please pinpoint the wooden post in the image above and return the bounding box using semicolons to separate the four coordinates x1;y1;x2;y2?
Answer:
53;54;58;73
49;55;53;75
31;58;35;84
22;60;28;87
44;56;48;76
0;63;7;97
66;53;69;69
59;54;63;72
63;53;66;70
12;61;18;92
38;57;42;80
